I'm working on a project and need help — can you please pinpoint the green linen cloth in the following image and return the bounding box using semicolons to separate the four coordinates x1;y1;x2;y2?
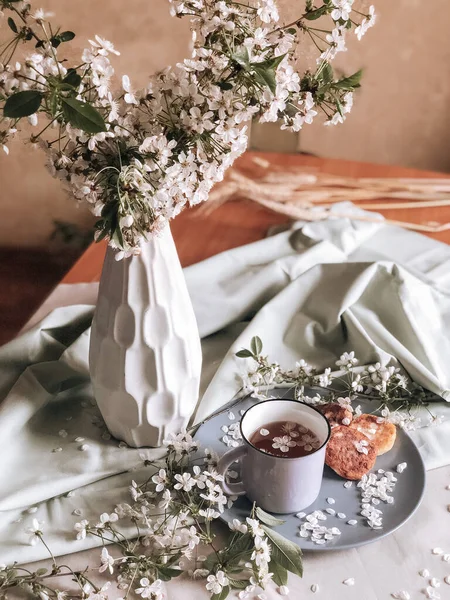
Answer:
1;203;449;564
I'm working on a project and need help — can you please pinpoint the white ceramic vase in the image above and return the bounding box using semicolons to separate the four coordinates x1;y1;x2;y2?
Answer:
89;226;202;448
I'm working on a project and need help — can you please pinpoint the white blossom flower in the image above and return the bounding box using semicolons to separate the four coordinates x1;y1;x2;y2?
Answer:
163;431;198;455
251;535;271;566
318;367;332;388
295;358;312;375
181;526;200;550
229;518;248;534
82;583;110;600
135;579;163;599
336;351;358;368
98;547;114;574
74;519;89;540
192;465;207;489
89;35;120;56
272;435;296;453
331;0;352;22
351;374;363;392
129;480;142;501
25;519;44;546
337;396;352;410
174;472;195;492
206;571;229;595
30;9;54;23
96;512;119;528
246;518;265;539
159;489;172;510
152;469;168;492
122;75;138;105
199;507;220;520
355;6;376;40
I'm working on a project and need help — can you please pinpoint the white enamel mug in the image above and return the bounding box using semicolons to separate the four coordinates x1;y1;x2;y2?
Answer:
217;399;331;514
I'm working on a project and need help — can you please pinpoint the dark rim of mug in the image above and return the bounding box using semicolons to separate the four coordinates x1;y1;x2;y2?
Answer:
239;398;332;460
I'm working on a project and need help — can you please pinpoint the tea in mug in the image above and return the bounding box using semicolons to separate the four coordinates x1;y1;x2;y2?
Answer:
249;420;321;457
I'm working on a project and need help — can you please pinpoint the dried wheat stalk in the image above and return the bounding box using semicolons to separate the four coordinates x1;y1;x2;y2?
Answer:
202;161;450;233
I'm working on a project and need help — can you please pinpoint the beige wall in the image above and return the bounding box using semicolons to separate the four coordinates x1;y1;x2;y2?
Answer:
0;0;449;247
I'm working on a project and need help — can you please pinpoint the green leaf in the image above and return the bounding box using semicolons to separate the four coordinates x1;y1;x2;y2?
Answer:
334;69;363;90
259;54;287;71
236;349;253;358
321;62;334;84
217;81;233;91
211;586;230;600
252;66;277;94
203;552;219;572
59;31;75;42
270;562;288;586
4;90;43;118
112;224;124;249
7;17;18;33
36;568;48;576
227;532;252;555
250;336;263;356
225;533;253;568
227;577;250;590
232;47;250;69
286;28;297;35
49;87;60;117
157;567;182;581
63;69;82;89
94;225;109;243
61;97;106;134
255;506;285;527
304;5;329;20
262;526;303;577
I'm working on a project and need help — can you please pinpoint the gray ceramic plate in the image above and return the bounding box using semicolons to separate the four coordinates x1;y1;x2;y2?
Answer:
194;388;426;551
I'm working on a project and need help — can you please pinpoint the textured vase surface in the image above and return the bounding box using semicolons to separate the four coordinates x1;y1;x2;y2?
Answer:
89;226;202;447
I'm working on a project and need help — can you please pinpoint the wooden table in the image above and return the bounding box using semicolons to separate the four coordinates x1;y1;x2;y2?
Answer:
63;151;450;285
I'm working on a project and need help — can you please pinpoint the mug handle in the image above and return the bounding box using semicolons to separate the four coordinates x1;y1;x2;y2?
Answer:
217;445;248;496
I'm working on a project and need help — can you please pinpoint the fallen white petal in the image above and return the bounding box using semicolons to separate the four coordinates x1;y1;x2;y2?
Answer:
392;592;410;600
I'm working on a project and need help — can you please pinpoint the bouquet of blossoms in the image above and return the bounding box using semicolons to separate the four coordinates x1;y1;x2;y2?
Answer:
0;0;375;258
